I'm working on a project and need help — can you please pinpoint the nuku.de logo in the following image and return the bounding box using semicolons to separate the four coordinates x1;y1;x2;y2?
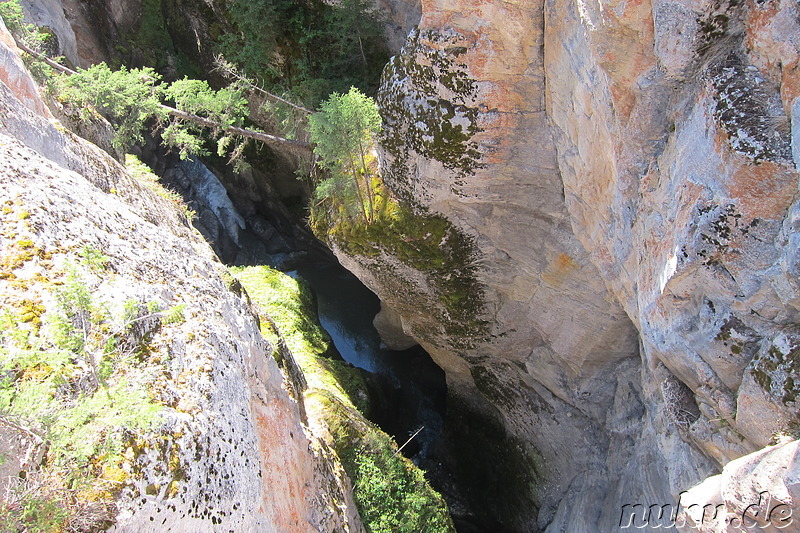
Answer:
619;490;793;530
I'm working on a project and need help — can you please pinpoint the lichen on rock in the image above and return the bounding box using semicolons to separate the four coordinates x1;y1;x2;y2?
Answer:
378;27;484;199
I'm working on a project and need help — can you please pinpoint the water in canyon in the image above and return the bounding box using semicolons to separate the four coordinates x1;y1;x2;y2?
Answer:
288;257;447;461
150;152;501;530
288;256;510;533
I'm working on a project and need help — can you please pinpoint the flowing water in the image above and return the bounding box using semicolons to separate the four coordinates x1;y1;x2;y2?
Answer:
288;257;447;460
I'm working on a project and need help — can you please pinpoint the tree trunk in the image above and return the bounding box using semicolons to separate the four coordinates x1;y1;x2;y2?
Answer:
356;138;375;222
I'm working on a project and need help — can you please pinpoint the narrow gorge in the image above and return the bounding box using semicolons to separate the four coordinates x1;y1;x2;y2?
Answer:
1;0;799;532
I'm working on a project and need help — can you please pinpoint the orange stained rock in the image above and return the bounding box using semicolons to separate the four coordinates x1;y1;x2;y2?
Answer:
727;159;798;221
253;399;311;531
542;252;579;287
780;59;800;115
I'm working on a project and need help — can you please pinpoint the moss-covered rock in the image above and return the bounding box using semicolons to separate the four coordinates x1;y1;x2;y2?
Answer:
378;28;483;200
318;197;487;347
231;265;455;532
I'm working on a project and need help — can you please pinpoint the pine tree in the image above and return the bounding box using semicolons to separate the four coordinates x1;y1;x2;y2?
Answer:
309;87;381;224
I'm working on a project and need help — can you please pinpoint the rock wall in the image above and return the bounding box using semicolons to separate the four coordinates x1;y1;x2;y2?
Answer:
0;19;362;532
16;0;800;529
331;0;800;531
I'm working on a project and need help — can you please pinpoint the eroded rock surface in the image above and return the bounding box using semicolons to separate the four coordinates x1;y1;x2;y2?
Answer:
678;439;799;532
330;0;800;530
0;19;362;532
13;0;800;530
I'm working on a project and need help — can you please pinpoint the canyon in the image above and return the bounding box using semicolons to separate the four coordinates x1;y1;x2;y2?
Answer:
3;0;800;531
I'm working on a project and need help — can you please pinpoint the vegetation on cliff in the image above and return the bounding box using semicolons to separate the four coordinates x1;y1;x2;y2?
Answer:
0;213;180;530
0;2;475;527
309;87;383;224
49;62;310;161
4;0;486;346
303;89;487;347
231;266;455;533
218;0;390;105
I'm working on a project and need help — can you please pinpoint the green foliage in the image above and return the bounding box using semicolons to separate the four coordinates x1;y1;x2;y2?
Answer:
350;432;454;532
325;404;455;533
309;87;382;224
165;78;247;129
53;63;167;149
128;0;174;70
0;248;168;512
217;0;281;82
159;123;207;159
47;380;160;467
162;77;248;158
0;0;59;78
54;64;250;158
0;0;52;52
217;0;390;106
0;0;27;35
163;303;186;325
47;260;95;354
0;492;69;533
79;245;110;273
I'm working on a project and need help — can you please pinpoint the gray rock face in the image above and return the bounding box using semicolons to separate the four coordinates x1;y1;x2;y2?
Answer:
331;0;800;531
373;303;418;350
676;440;800;533
19;0;79;64
14;0;800;529
0;19;362;533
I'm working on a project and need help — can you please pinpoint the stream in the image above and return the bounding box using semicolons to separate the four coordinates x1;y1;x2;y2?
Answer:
287;257;447;461
148;152;485;529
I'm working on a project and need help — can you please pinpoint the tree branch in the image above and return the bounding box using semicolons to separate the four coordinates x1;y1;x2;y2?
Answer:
214;55;314;114
13;39;313;151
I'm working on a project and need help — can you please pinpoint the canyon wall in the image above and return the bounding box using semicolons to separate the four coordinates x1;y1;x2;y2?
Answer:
0;20;363;532
16;0;800;530
331;0;800;530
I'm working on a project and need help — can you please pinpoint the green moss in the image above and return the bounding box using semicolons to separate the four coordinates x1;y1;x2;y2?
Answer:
231;266;453;530
230;265;368;412
0;237;40;279
18;298;45;326
320;197;487;348
377;28;484;199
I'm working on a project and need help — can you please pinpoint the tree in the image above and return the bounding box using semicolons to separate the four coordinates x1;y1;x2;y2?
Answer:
327;0;387;70
309;87;381;224
216;0;390;106
53;63;167;149
45;61;311;158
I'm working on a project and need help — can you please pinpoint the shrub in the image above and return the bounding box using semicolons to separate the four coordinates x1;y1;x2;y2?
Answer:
0;247;171;529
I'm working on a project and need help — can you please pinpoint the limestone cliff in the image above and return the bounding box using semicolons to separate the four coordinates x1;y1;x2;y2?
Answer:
16;0;800;530
0;19;363;532
327;0;800;531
